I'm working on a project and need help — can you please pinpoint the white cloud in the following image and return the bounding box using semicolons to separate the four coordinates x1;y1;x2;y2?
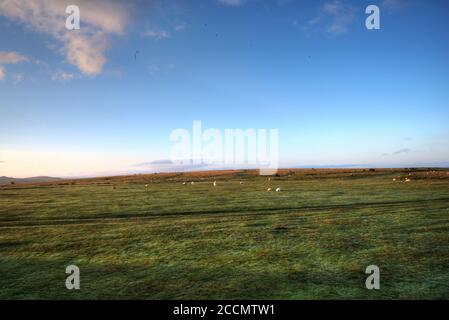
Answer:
62;31;109;75
0;0;129;76
0;66;4;80
308;0;356;35
143;29;171;40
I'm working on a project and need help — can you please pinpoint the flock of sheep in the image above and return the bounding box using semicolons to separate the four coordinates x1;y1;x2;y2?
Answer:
392;178;412;182
137;171;445;192
176;179;282;192
392;172;416;183
140;178;283;192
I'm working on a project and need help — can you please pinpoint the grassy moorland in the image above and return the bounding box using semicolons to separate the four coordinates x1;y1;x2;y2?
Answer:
0;168;448;299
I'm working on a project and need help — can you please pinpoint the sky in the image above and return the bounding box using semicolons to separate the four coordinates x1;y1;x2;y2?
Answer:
1;0;449;178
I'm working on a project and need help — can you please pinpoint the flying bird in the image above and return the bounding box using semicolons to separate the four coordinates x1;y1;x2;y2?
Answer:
134;50;140;61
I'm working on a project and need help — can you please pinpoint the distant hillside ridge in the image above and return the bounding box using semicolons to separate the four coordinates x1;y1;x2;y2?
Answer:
1;167;448;189
0;176;61;185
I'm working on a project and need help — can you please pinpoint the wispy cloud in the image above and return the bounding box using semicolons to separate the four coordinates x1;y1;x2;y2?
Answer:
148;64;161;75
143;22;186;41
0;51;28;80
51;69;80;82
393;148;411;155
134;159;209;172
0;52;28;64
139;160;173;166
12;73;24;84
218;0;247;6
174;24;187;32
143;29;171;40
383;148;411;156
382;0;407;13
0;0;129;76
307;0;356;36
146;63;175;76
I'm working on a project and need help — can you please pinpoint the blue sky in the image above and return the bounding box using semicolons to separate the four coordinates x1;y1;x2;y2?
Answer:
1;0;449;177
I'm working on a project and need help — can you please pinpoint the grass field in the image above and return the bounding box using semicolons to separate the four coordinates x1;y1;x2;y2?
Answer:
0;168;448;299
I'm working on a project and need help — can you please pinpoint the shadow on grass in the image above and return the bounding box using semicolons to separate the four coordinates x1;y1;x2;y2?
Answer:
1;255;448;300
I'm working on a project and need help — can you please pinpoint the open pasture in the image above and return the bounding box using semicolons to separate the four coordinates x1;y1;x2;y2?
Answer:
1;169;448;299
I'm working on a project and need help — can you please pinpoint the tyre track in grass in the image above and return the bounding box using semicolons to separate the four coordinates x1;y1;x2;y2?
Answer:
1;197;448;229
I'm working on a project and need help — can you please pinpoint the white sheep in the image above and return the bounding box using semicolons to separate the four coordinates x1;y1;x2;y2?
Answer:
182;182;186;185
213;181;217;187
267;188;271;192
145;184;149;188
405;178;411;182
275;187;281;192
240;181;243;185
392;178;396;182
191;181;195;185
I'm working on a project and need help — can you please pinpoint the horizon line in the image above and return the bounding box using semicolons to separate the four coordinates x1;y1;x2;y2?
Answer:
3;165;449;180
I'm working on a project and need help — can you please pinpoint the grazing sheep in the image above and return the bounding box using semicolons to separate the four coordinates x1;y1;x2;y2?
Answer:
213;181;217;187
191;181;194;185
145;184;149;188
392;178;396;181
267;188;271;192
240;181;243;185
275;187;281;192
182;182;186;185
405;178;411;182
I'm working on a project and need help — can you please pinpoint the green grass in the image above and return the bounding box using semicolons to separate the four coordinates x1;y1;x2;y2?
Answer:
0;170;448;299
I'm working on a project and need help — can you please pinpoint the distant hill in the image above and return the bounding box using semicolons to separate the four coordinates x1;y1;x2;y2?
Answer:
0;176;61;185
1;168;448;187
